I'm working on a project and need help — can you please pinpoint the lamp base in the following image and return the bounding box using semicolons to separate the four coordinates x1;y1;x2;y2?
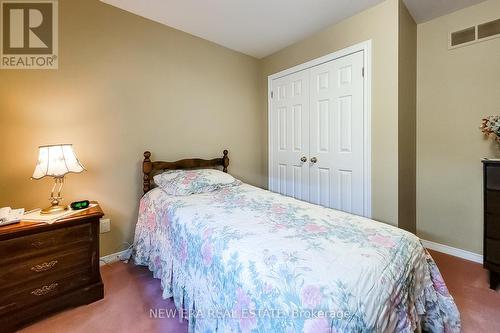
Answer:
40;204;68;215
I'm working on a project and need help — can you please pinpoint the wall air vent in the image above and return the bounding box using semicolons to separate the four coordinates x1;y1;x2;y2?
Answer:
451;27;475;46
449;18;500;49
478;19;500;39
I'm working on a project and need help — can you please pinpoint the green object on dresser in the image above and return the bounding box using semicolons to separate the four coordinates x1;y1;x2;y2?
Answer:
70;200;90;210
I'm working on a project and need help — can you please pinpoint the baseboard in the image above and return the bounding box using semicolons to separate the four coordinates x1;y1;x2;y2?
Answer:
420;239;483;264
100;249;131;266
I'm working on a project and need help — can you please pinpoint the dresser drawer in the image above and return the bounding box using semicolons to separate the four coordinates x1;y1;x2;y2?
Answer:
486;213;500;239
486;238;500;265
0;224;92;263
486;165;500;190
0;267;92;315
485;190;500;215
0;246;91;287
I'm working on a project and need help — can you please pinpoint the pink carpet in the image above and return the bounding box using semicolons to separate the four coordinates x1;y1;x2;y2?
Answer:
20;251;500;332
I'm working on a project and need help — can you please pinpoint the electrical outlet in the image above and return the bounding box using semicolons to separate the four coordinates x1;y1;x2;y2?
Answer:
100;218;111;233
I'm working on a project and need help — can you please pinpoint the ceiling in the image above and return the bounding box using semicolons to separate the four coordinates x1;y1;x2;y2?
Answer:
101;0;384;58
403;0;487;23
101;0;488;59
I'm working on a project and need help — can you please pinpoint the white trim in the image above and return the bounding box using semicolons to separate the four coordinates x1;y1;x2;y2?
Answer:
420;239;483;264
267;40;372;218
267;74;273;191
268;41;372;81
362;41;372;218
100;249;131;266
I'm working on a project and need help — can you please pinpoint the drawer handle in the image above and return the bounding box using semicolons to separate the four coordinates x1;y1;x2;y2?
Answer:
31;260;58;273
31;238;56;249
31;283;58;296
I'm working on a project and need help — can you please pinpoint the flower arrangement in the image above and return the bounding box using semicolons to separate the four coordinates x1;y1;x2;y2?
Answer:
480;116;500;142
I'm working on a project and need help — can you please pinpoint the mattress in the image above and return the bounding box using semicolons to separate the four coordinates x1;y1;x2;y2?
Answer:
132;183;460;333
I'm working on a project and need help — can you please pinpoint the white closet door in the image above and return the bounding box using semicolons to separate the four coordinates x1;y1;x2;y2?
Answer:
270;69;310;201
309;51;365;214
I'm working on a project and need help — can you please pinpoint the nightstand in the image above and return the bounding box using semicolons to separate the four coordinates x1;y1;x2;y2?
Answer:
0;204;104;332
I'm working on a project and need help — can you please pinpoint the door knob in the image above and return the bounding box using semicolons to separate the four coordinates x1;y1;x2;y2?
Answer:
310;157;318;163
300;156;307;163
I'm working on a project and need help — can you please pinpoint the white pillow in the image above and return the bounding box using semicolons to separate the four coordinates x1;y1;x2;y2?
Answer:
153;169;240;196
153;170;183;183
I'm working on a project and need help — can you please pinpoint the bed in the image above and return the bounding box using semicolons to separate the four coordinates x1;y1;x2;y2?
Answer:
132;150;461;333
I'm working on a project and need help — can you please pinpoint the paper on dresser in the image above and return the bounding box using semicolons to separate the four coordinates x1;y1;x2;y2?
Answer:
0;207;25;224
22;204;97;224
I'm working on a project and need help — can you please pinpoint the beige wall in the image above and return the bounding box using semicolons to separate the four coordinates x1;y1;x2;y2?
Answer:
417;0;500;253
0;0;263;256
398;1;417;233
260;0;401;226
5;0;493;257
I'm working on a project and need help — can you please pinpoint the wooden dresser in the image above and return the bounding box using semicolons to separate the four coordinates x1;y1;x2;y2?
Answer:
483;160;500;290
0;204;104;332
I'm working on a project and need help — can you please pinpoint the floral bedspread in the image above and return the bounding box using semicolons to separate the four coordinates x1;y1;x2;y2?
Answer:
132;184;460;333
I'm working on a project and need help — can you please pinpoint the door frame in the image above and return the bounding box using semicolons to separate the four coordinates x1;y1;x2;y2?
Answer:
267;40;372;218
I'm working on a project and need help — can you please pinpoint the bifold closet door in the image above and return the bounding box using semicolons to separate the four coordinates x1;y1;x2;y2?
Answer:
269;69;310;201
309;51;365;215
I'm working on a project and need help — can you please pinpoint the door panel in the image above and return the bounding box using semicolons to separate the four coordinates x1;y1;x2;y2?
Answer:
270;70;310;201
269;50;366;216
317;167;332;207
338;169;353;212
309;51;364;215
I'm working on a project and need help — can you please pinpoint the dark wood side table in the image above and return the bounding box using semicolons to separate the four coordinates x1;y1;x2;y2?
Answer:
0;204;104;332
483;160;500;290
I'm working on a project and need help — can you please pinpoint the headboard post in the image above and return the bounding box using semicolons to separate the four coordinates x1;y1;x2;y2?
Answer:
223;149;229;173
143;151;152;194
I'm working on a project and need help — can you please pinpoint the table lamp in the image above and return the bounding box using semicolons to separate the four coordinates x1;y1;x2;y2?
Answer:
31;144;85;214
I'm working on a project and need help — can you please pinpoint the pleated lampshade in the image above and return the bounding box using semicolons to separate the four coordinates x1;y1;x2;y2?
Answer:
32;144;85;179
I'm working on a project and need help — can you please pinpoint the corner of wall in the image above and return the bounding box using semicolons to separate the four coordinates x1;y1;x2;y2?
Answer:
397;0;417;233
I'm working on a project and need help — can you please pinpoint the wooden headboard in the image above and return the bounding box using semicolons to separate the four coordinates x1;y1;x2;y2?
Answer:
142;150;229;194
